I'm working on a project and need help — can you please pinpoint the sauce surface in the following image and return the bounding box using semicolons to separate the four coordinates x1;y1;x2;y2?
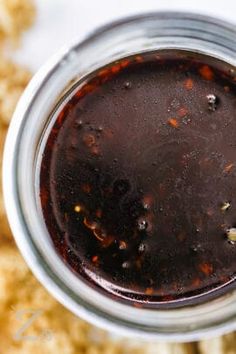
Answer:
40;52;236;307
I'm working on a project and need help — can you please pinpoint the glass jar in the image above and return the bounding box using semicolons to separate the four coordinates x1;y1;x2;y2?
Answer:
3;12;236;341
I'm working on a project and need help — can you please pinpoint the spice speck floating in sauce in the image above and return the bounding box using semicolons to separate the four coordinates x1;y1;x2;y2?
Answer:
39;51;236;308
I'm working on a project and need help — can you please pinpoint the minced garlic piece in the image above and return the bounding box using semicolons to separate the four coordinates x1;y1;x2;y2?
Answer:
227;228;236;242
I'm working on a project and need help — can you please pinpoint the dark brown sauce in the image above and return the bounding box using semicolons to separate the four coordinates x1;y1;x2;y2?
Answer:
40;51;236;307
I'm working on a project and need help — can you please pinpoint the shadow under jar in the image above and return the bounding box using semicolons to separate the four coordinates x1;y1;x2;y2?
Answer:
3;12;236;341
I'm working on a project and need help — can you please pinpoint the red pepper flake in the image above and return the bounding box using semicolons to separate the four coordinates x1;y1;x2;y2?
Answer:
57;110;65;125
120;59;130;68
177;231;186;242
111;63;121;74
84;218;97;230
98;68;110;77
168;118;179;128
142;194;154;209
145;287;154;295
103;128;114;139
145;213;154;233
135;56;143;63
93;228;105;242
135;259;142;269
206;208;214;217
95;209;102;218
199;262;213;276
220;275;229;283
83;134;96;147
40;187;48;207
102;235;114;248
119;240;127;250
199;157;212;168
172;282;179;292
84;83;97;94
103;186;113;196
81;183;91;193
184;78;193;90
199;65;214;81
192;278;201;287
90;145;100;156
92;255;98;263
224;163;234;173
224;86;230;93
178;107;188;118
84;219;107;242
133;302;143;309
75;90;83;99
155;55;165;64
162;295;174;301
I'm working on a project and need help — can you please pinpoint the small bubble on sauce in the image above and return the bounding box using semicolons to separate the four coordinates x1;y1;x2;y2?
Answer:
138;243;146;252
207;94;219;111
190;244;201;253
122;261;130;269
183;117;191;125
124;81;132;89
143;203;149;210
137;219;148;231
76;120;83;129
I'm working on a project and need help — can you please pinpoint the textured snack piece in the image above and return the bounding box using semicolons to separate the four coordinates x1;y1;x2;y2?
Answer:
0;0;35;47
0;127;11;241
199;333;236;354
0;58;31;126
0;0;33;241
0;244;199;354
0;58;31;243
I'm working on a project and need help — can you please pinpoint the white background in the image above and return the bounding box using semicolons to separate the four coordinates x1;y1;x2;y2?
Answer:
14;0;236;72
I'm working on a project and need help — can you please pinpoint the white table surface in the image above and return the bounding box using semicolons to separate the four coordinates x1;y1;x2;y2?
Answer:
13;0;236;72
